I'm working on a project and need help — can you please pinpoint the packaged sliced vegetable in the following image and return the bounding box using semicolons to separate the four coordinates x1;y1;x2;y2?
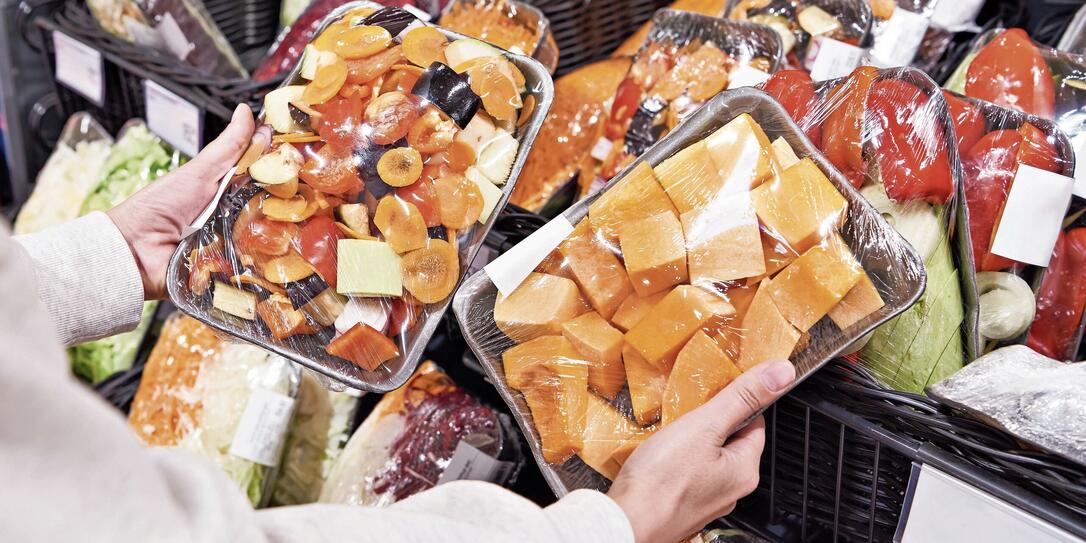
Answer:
439;0;558;74
452;87;925;495
168;2;553;392
587;9;784;198
14;113;113;236
726;0;873;76
128;314;301;507
319;361;519;506
761;66;977;394
611;0;729;58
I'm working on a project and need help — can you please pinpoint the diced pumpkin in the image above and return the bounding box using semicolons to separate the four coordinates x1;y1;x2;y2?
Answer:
521;356;589;464
588;161;677;241
652;140;725;214
751;158;847;253
681;194;766;285
611;428;653;466
661;331;741;425
738;280;801;371
502;335;582;390
752;226;800;285
494;273;584;341
828;272;885;329
559;222;633;319
326;323;400;371
704;113;777;193
626;285;735;370
561;312;626;400
522;376;576;464
767;233;864;332
623;343;667;426
703;284;759;360
580;394;644;480
619;211;688;297
610;290;668;332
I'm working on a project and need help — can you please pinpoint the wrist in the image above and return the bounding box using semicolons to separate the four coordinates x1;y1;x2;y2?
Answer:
106;206;152;297
608;477;680;543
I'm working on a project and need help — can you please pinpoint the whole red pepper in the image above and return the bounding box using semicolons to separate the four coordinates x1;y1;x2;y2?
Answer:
1027;228;1086;360
965;28;1056;119
867;79;954;205
822;66;877;188
761;70;821;145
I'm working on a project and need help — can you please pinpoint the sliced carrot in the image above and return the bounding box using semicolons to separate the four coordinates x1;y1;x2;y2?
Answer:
402;26;448;68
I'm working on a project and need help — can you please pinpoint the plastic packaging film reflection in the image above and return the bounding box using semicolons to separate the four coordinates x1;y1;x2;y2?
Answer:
453;88;926;495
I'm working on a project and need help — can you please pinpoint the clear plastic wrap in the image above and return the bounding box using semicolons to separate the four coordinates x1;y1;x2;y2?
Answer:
928;345;1086;467
319;361;517;505
438;0;559;74
14;113;114;236
1058;3;1086;55
128;313;301;507
167;3;553;392
453;87;926;494
611;0;729;58
761;66;978;394
864;0;936;69
587;9;784;197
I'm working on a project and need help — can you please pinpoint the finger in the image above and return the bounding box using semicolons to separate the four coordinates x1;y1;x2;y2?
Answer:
182;104;256;182
723;415;765;463
687;359;795;440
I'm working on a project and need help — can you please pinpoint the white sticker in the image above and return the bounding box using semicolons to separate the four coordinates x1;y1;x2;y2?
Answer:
485;215;574;296
1072;136;1086;198
53;31;104;106
436;441;515;485
183;166;237;237
156;13;192;62
229;388;295;467
805;36;867;81
931;0;984;32
898;464;1080;542
990;164;1074;267
727;64;770;89
869;7;931;67
144;79;203;157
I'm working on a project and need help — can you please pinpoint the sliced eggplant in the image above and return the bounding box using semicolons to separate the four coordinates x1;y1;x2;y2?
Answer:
411;63;481;128
625;97;667;156
361;6;418;36
302;288;348;327
427;225;448;241
285;273;332;310
355;140;403;198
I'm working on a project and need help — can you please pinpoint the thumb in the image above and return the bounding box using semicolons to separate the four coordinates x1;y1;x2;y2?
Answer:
686;359;795;441
181;104;256;182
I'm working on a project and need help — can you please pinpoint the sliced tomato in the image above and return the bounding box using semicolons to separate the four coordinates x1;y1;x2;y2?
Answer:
761;70;821;145
296;214;345;288
822;66;877;188
300;144;364;195
867;79;955;205
965;28;1055;119
313;92;364;151
606;78;641;141
236;218;299;256
943;91;986;153
395;178;441;227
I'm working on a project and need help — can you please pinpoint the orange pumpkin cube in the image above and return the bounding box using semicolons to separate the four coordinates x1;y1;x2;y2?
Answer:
767;233;864;332
561;311;626;400
751;158;847;254
704;113;777;193
661;330;742;425
625;285;735;370
580;394;642;480
738;280;801;371
619;211;688;297
653;140;724;214
559;222;633;319
681;194;766;285
588;161;677;241
502;335;583;390
828;272;885;329
494;273;584;341
610;290;668;332
623;343;668;426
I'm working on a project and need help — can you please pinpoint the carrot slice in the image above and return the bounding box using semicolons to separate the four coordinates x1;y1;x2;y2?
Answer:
402;26;448;68
401;238;460;303
433;174;483;229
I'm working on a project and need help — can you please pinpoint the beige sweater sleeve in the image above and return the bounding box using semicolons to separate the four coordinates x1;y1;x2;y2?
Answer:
2;219;635;543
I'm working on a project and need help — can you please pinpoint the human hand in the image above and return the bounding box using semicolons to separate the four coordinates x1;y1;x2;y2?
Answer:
607;359;796;543
108;104;258;299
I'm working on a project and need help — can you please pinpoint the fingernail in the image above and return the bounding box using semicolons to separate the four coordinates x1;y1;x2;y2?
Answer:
760;360;795;392
233;103;248;119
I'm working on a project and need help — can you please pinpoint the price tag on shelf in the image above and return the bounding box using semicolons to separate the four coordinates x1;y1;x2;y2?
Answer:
144;79;203;158
897;464;1080;542
485;215;574;296
990;164;1074;267
805;36;866;82
53;31;104;106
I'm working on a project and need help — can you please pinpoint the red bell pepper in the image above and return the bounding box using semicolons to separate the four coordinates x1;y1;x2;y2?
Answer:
326;323;401;371
867;79;955;205
761;69;821;145
965;28;1056;119
1027;228;1086;360
297;215;346;289
822;66;877;188
943;91;986;153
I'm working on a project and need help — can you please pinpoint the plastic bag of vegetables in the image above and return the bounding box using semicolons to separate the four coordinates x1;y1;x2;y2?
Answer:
452;87;925;495
761;66;978;394
168;3;553;392
128;314;301;507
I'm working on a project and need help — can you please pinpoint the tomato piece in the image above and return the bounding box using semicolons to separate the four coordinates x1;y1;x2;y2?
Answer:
237;218;299;256
822;66;877;188
761;70;821;145
965;28;1055;119
296;214;345;288
943;91;986;153
867;79;955;205
313;93;364;151
300;144;363;195
396;178;442;227
188;248;233;296
607;78;641;141
389;297;418;335
1027;228;1086;360
326;323;400;371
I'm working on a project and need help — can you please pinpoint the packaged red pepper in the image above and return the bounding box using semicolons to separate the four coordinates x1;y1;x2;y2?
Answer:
1028;228;1086;360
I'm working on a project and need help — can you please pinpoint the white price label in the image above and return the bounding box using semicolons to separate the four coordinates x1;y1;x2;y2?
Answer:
144;79;203;157
727;64;770;89
53;31;104;106
991;164;1074;267
437;441;515;485
869;7;930;67
805;36;867;81
898;464;1080;542
484;215;574;296
229;388;295;467
1072;136;1086;198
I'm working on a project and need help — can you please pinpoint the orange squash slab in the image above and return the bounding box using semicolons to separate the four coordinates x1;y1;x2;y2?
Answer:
681;194;766;285
653;140;725;214
661;331;741;425
738;280;801;371
588;161;677;241
703;283;759;360
494;273;584;341
520;355;589;464
828;272;885;329
580;394;642;480
619;211;688;296
561;311;627;400
704;113;777;194
626;285;735;370
502;335;583;390
767;233;863;332
612;428;653;466
559;222;633;319
623;343;668;426
751;158;847;254
610;290;668;332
